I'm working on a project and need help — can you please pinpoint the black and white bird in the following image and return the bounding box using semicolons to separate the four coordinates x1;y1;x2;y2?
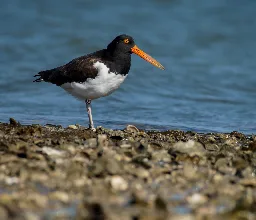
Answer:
34;34;164;130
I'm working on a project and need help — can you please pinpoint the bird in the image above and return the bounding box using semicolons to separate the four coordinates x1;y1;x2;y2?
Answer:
34;34;164;130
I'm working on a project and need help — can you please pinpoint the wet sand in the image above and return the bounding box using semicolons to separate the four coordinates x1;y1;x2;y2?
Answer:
0;118;255;220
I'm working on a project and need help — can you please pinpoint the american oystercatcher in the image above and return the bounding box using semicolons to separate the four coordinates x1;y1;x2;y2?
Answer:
34;34;164;129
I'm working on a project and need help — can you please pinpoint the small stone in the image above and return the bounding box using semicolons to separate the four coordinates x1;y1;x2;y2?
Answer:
74;178;87;187
25;193;48;209
135;169;150;178
187;193;208;206
106;159;122;175
97;134;108;147
9;118;20;126
148;142;163;150
22;212;40;220
248;141;256;151
172;140;206;156
42;147;66;157
207;136;216;142
155;196;168;211
110;176;128;191
126;125;139;133
130;190;150;206
0;194;13;204
242;167;254;178
86;138;97;148
213;173;224;183
133;142;148;153
77;202;105;220
152;150;170;161
120;144;132;149
65;145;76;154
30;173;49;182
68;125;78;129
215;158;237;175
5;177;19;185
49;191;69;203
205;144;219;151
183;163;198;180
0;206;8;220
225;138;238;146
240;178;256;187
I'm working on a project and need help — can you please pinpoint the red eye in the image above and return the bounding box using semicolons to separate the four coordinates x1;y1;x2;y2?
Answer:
123;39;129;44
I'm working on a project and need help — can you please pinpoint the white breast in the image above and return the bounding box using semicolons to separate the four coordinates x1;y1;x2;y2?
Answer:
61;61;127;100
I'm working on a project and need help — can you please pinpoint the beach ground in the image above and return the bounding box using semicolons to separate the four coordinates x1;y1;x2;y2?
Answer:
0;119;255;220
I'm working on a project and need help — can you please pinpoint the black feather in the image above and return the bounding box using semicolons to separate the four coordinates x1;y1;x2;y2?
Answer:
34;35;133;86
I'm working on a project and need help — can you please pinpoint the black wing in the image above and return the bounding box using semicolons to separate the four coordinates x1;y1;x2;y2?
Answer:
34;50;107;86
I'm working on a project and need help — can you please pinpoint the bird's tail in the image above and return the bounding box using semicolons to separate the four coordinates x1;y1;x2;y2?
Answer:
33;70;52;82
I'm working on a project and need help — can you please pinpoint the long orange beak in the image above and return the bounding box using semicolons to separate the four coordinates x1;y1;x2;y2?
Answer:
131;45;165;70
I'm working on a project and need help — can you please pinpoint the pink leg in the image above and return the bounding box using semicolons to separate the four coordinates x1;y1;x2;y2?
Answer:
85;99;94;130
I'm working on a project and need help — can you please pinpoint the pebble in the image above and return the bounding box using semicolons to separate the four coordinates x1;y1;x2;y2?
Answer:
110;176;128;191
5;177;19;185
172;140;206;156
86;138;97;148
68;125;78;129
126;125;139;133
0;206;8;220
97;134;108;147
0;121;255;219
42;147;66;157
49;191;69;203
187;193;208;206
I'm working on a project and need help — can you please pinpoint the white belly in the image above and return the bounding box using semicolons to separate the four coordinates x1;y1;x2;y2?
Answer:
61;61;127;100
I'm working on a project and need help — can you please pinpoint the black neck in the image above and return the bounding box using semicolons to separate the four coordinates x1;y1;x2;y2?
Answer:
104;49;131;76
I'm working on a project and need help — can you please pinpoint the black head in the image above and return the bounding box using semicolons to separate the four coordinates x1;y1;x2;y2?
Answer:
107;34;165;70
107;34;136;55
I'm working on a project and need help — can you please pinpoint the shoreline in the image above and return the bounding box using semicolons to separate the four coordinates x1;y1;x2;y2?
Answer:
0;119;255;219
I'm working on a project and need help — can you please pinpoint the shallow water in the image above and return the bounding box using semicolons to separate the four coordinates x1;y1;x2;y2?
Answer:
1;0;256;133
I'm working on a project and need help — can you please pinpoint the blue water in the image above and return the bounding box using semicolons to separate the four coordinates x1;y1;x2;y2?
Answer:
1;0;256;133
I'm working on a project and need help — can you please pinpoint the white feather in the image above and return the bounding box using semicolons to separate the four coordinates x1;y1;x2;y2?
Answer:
61;61;127;100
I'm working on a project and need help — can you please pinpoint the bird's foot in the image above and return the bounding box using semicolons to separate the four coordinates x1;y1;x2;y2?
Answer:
89;125;96;132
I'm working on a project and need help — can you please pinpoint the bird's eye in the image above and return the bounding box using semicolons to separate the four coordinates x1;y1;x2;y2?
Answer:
123;39;129;44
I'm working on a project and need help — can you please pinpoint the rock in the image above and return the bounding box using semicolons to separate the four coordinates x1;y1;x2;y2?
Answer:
0;122;255;219
109;176;128;191
49;191;69;203
240;178;256;187
183;163;198;180
241;167;254;178
41;147;66;157
152;150;170;162
77;202;105;220
22;212;40;220
5;177;19;185
215;158;237;175
9;118;20;126
133;141;148;153
86;138;97;148
88;155;122;177
125;125;139;133
207;136;216;143
0;206;8;220
155;196;168;211
187;193;208;206
171;140;206;156
120;143;132;149
68;125;78;129
247;141;256;151
205;144;219;151
97;134;108;147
